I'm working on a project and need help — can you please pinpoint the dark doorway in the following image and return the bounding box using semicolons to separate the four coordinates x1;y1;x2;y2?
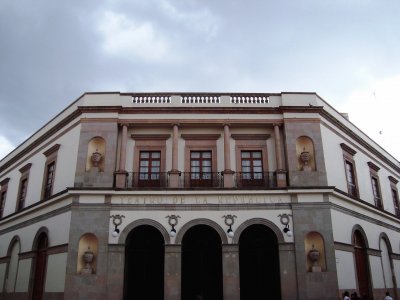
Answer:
124;225;165;300
32;232;48;300
239;224;281;300
354;230;372;299
182;225;223;300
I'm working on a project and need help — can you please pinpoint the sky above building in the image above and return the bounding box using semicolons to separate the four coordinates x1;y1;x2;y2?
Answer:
0;0;399;161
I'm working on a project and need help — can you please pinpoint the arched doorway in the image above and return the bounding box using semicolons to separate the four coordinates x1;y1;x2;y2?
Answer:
353;230;372;299
32;232;48;300
239;224;281;300
124;225;164;300
182;225;223;300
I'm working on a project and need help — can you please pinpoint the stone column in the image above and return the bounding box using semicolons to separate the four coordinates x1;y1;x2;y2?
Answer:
223;124;234;188
115;124;128;188
279;242;298;300
222;244;240;300
106;244;125;299
274;124;287;187
169;124;180;188
164;244;181;300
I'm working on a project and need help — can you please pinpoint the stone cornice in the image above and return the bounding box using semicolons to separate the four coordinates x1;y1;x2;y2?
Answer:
231;134;271;140
181;134;221;140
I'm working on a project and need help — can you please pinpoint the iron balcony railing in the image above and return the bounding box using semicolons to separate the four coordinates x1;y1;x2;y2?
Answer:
181;172;223;188
125;172;169;189
115;171;279;189
235;172;277;188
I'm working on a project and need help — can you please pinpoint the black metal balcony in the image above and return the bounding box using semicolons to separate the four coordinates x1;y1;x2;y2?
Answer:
182;172;222;188
235;172;276;188
125;172;168;189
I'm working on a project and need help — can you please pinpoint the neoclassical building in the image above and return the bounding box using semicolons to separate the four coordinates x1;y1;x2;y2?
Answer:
0;92;400;300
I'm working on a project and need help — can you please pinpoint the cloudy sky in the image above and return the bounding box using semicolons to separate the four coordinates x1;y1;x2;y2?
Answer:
0;0;399;160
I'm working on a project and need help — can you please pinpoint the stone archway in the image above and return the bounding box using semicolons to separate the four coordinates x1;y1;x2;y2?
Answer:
181;224;223;300
239;223;282;300
123;224;165;300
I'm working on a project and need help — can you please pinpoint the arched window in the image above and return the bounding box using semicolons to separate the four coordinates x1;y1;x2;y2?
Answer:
5;237;20;293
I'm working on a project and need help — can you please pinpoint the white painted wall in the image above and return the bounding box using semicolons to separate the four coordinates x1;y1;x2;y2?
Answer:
0;263;6;293
15;259;31;292
370;255;385;289
45;253;67;292
335;250;357;289
380;238;394;288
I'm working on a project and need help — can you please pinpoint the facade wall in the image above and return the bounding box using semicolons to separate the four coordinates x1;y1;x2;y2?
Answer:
1;92;400;300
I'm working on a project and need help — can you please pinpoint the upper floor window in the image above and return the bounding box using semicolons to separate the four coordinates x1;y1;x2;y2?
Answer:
139;151;161;187
368;161;382;209
17;178;28;211
0;178;9;218
44;162;56;199
16;163;32;212
0;191;6;218
190;151;212;187
389;176;400;217
241;151;263;183
341;143;358;198
371;177;383;209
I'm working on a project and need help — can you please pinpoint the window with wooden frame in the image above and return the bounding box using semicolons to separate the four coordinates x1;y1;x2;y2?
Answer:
132;134;169;188
389;176;400;217
16;163;32;212
182;134;220;188
0;178;10;218
368;162;383;209
190;150;212;186
340;143;359;198
42;144;60;200
138;151;161;187
232;134;270;188
241;150;264;186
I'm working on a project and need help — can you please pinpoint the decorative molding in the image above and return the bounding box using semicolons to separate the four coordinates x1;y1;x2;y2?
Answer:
0;177;10;186
334;242;354;252
130;134;170;140
47;243;68;255
367;161;380;172
43;144;61;157
340;143;357;156
389;176;399;185
19;251;35;259
231;134;271;140
0;255;10;263
19;163;32;174
366;248;381;257
180;134;221;140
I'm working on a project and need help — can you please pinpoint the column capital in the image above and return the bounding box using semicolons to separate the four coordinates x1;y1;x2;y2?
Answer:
273;123;282;127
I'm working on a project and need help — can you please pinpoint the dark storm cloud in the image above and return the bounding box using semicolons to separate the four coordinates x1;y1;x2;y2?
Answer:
1;0;400;159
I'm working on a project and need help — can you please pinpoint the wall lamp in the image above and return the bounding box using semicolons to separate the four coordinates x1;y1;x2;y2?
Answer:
278;213;293;237
222;214;237;238
166;215;180;237
110;214;125;237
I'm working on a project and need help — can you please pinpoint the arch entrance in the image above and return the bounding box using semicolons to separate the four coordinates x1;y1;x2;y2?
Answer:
239;224;281;300
181;224;223;300
123;225;164;300
32;232;48;300
353;230;372;299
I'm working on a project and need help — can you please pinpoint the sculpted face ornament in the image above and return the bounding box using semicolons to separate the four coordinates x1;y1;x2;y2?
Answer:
166;215;180;237
222;214;237;238
278;213;293;237
110;214;125;237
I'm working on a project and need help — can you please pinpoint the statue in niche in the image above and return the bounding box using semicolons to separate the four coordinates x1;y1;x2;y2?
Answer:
80;247;95;275
91;149;102;170
308;244;321;272
300;147;312;171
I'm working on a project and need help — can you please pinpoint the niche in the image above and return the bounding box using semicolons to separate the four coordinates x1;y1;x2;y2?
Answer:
77;233;98;275
305;231;326;272
86;137;106;172
296;136;316;171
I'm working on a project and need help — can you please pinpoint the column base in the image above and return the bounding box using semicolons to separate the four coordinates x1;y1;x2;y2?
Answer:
222;170;235;188
276;170;287;187
114;171;128;188
168;170;181;188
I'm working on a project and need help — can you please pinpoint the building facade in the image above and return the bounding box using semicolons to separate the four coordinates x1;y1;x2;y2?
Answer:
0;92;399;300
